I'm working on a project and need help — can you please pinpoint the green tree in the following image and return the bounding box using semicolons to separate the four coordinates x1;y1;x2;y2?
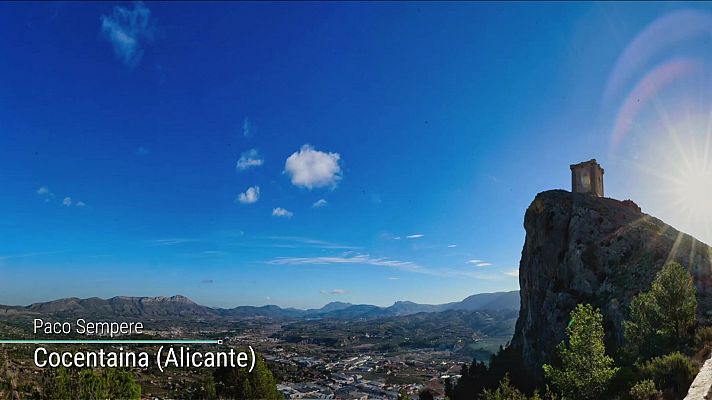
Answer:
480;375;529;400
543;304;618;400
625;262;697;359
214;354;283;399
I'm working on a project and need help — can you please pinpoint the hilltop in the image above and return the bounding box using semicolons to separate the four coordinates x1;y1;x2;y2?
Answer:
510;190;712;380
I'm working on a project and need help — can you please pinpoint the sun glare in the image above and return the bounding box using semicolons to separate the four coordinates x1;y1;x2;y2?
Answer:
672;163;712;221
641;121;712;244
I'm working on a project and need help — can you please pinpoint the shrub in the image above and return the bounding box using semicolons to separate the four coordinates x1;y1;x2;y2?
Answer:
639;352;697;398
629;379;662;400
695;326;712;347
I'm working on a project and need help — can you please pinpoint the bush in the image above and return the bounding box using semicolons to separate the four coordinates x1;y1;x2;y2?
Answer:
639;352;697;398
695;326;712;347
629;379;662;400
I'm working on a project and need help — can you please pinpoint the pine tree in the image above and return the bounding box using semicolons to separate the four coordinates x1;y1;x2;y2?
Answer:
543;304;618;400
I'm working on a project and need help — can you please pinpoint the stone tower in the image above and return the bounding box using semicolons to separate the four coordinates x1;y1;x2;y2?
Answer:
570;159;604;197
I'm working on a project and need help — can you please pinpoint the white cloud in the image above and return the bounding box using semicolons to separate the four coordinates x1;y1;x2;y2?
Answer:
504;269;519;277
75;201;86;207
475;262;493;267
320;289;348;295
237;186;260;204
312;199;328;208
387;277;400;280
447;244;457;248
100;2;154;68
236;149;264;171
467;259;484;264
36;186;55;202
272;207;293;218
284;145;342;189
406;234;424;239
62;197;72;207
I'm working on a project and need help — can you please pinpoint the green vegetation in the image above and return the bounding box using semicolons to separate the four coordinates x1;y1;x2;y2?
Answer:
43;367;141;399
543;304;618;400
629;379;662;400
624;262;697;360
398;388;413;400
213;354;284;399
479;375;530;400
694;325;712;347
449;262;704;400
638;352;697;399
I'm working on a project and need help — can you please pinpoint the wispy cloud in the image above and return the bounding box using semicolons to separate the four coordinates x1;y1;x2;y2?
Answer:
320;289;348;295
387;277;400;280
447;244;457;248
267;252;510;281
467;259;493;267
284;145;342;189
504;269;519;277
242;117;253;137
312;199;328;208
151;238;197;246
0;251;68;261
262;236;358;250
236;186;260;204
100;2;155;68
267;253;422;273
62;197;72;207
406;234;424;239
76;201;86;207
272;207;293;218
236;149;263;171
200;279;214;284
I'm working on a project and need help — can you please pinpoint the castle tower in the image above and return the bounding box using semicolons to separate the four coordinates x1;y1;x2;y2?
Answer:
570;159;604;197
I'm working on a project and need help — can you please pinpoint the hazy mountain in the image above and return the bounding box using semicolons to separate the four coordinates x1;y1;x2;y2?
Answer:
1;291;520;321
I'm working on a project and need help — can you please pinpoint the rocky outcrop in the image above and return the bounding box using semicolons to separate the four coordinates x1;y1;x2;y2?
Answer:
510;190;712;380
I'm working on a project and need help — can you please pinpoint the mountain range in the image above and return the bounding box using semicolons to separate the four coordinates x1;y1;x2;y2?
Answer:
0;291;519;320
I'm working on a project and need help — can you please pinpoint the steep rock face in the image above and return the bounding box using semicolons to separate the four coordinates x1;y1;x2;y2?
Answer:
510;190;712;379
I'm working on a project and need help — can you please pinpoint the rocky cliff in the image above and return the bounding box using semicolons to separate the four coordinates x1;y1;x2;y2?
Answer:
510;190;712;380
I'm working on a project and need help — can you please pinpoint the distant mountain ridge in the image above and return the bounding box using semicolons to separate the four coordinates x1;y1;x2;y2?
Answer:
0;291;519;320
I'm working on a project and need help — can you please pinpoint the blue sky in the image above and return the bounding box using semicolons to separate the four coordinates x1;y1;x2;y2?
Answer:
2;2;712;308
